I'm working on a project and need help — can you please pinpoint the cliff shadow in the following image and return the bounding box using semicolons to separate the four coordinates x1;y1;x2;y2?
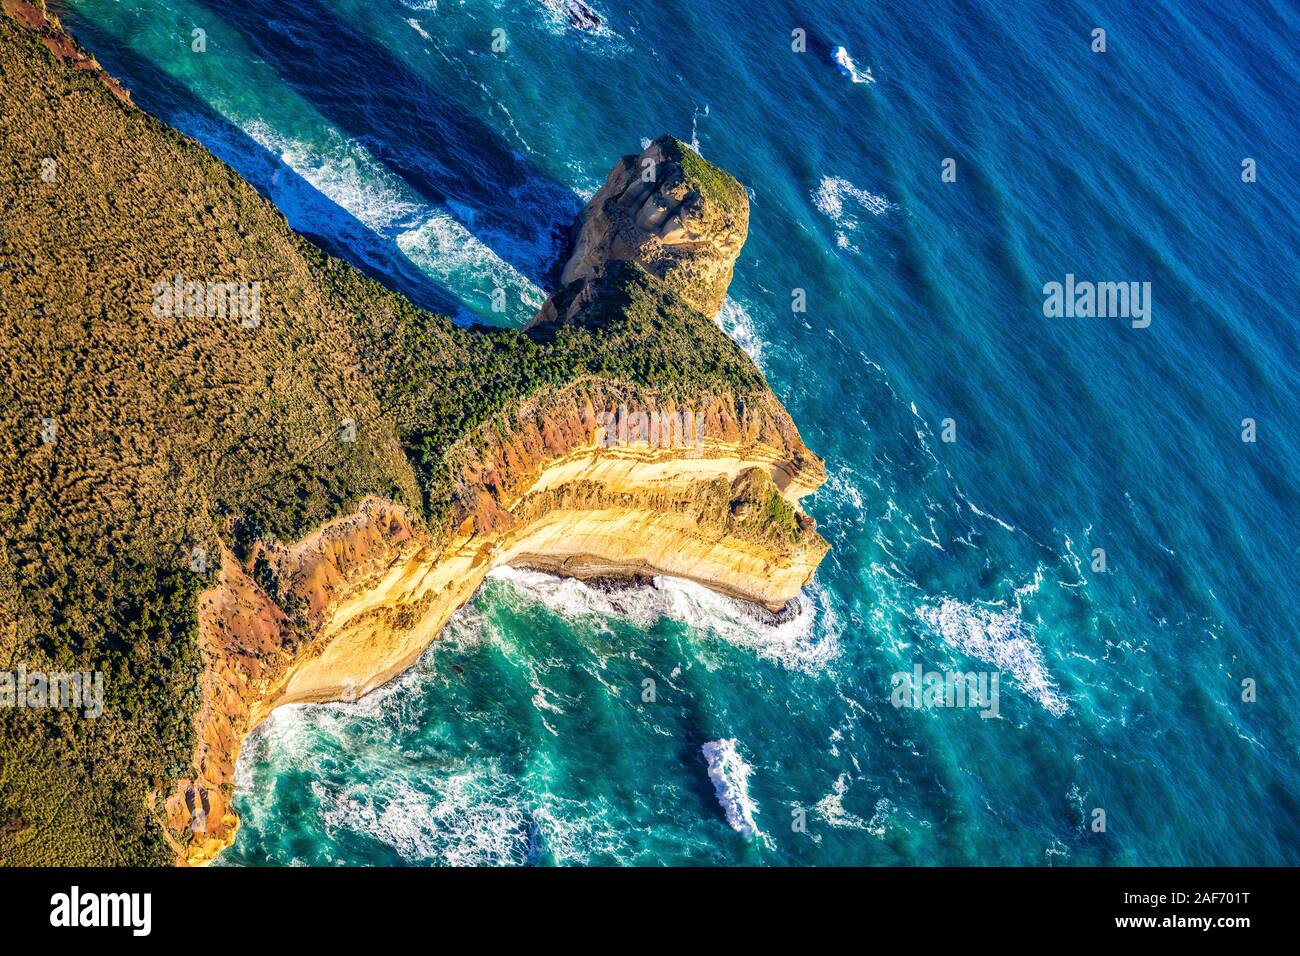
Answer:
192;0;584;289
56;14;471;319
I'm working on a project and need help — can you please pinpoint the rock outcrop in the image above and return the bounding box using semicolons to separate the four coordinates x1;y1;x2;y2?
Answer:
533;136;748;325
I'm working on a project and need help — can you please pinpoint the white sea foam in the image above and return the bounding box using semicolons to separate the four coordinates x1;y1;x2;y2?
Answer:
488;567;841;673
233;115;556;325
238;686;639;864
688;104;710;154
812;176;895;250
529;794;630;863
815;772;864;828
241;119;424;234
966;499;1017;533
1059;533;1092;589
717;297;766;366
439;600;493;650
813;176;894;221
814;773;894;836
396;210;546;318
536;0;617;39
315;767;531;865
405;18;432;40
824;465;870;514
916;598;1069;716
832;46;874;84
702;738;764;841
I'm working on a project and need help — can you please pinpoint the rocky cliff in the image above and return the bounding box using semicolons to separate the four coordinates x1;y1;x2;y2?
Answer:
168;381;826;863
533;136;748;324
0;11;827;866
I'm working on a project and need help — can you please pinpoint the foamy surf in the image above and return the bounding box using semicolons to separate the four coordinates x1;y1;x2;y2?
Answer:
315;766;531;865
396;210;547;321
917;598;1069;716
238;118;426;235
487;567;841;674
833;46;874;84
815;772;894;836
536;0;619;40
688;104;710;154
717;297;767;367
702;738;766;842
812;176;895;249
227;113;556;324
813;176;894;221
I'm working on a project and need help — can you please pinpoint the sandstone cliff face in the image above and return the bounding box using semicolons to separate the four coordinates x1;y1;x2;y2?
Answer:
159;140;827;865
533;136;748;324
165;381;827;863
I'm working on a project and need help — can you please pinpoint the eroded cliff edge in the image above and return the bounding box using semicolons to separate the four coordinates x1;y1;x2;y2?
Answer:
0;15;826;865
172;381;826;863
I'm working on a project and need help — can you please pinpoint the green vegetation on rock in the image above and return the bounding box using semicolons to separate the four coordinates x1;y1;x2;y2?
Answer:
668;136;750;220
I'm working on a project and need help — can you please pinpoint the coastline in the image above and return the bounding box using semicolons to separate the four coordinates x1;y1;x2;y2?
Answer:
170;385;827;864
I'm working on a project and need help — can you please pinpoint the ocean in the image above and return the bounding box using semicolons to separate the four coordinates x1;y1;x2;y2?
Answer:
57;0;1299;865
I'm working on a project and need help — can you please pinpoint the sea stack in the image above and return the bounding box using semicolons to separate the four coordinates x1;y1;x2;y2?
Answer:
532;136;749;326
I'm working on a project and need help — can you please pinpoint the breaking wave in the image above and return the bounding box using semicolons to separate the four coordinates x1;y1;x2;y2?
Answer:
812;176;895;249
488;567;841;674
535;0;622;43
702;738;765;841
832;45;874;84
717;297;767;366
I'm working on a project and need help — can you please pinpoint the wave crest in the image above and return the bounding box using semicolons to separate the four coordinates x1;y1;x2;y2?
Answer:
702;738;765;842
833;46;874;84
489;567;840;673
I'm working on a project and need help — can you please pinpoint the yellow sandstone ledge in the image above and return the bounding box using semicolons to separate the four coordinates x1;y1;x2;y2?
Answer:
161;398;827;865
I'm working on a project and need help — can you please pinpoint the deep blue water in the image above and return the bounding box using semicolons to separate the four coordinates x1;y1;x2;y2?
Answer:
59;0;1300;865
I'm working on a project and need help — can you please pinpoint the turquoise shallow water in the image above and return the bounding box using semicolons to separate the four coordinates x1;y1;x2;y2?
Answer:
59;0;1300;864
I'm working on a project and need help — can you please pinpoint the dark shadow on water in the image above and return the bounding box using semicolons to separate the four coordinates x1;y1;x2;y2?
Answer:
193;0;584;285
57;11;470;318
